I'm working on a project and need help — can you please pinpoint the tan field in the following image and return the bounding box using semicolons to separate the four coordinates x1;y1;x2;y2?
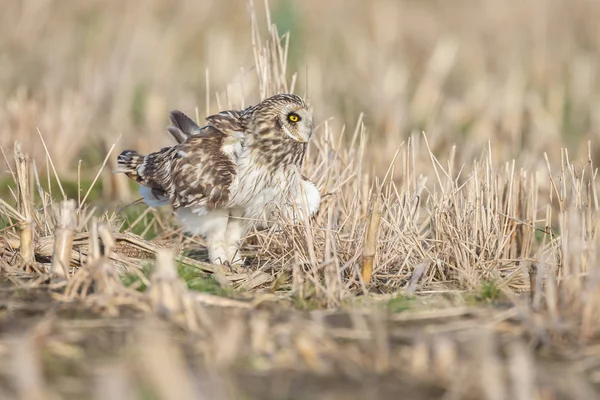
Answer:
2;0;600;399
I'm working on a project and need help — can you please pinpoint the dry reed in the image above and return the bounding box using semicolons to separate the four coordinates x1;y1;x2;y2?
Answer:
1;0;600;399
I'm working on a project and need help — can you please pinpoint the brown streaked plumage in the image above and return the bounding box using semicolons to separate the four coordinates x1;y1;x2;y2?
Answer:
116;94;321;265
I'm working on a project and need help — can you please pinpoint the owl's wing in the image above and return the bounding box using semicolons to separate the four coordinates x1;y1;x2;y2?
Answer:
167;111;204;144
167;109;246;144
117;126;237;212
169;130;237;211
118;109;244;211
205;110;246;138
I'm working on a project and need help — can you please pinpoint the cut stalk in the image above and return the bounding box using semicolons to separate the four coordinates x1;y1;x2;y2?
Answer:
14;142;35;269
361;192;382;285
528;262;538;305
148;248;209;332
51;199;77;278
89;218;101;263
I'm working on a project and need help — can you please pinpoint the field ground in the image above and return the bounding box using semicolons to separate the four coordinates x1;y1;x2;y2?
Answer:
3;0;600;399
2;258;600;399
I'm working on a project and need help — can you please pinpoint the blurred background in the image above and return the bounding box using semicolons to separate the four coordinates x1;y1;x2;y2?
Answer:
1;0;600;191
3;3;600;397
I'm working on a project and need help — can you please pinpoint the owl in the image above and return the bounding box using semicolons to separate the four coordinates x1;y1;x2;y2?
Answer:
116;94;321;265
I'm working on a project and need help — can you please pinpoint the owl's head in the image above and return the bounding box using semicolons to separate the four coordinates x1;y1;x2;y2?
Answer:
250;94;314;143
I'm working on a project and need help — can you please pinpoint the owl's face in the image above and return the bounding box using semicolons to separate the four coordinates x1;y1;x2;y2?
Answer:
277;102;314;143
249;94;314;143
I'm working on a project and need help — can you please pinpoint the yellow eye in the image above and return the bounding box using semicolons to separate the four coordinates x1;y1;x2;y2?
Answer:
288;113;300;123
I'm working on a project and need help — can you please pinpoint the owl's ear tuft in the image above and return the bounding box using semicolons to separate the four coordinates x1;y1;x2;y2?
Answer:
168;110;203;143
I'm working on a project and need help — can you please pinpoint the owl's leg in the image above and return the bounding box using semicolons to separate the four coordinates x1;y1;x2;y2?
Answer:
225;208;245;265
176;207;229;264
201;209;229;264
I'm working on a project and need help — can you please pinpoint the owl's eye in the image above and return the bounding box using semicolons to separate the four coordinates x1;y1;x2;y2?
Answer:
288;113;301;123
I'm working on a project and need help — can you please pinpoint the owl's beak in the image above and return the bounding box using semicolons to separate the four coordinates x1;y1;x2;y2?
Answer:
295;128;312;143
282;125;311;143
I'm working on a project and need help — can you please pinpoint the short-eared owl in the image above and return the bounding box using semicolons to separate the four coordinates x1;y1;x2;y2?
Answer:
116;94;321;265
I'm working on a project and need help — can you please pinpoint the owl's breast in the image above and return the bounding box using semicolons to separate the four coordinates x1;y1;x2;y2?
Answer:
229;161;301;224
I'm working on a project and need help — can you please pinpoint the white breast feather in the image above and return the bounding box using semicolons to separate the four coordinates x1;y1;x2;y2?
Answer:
293;179;321;222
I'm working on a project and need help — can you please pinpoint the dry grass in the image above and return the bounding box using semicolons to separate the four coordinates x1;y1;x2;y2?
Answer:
2;0;600;399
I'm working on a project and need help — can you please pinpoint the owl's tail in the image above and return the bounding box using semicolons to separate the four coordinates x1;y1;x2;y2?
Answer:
115;150;170;207
115;150;146;184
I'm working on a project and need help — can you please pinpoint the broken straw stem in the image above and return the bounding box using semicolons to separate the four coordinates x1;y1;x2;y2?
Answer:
361;193;382;284
51;200;77;278
14;142;35;267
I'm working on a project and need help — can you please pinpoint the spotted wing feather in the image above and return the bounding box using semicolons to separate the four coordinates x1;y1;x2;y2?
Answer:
167;110;204;144
118;125;236;212
169;129;237;211
167;109;247;146
205;110;246;137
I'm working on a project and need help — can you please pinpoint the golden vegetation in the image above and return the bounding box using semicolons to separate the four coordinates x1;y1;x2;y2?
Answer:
1;0;600;398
